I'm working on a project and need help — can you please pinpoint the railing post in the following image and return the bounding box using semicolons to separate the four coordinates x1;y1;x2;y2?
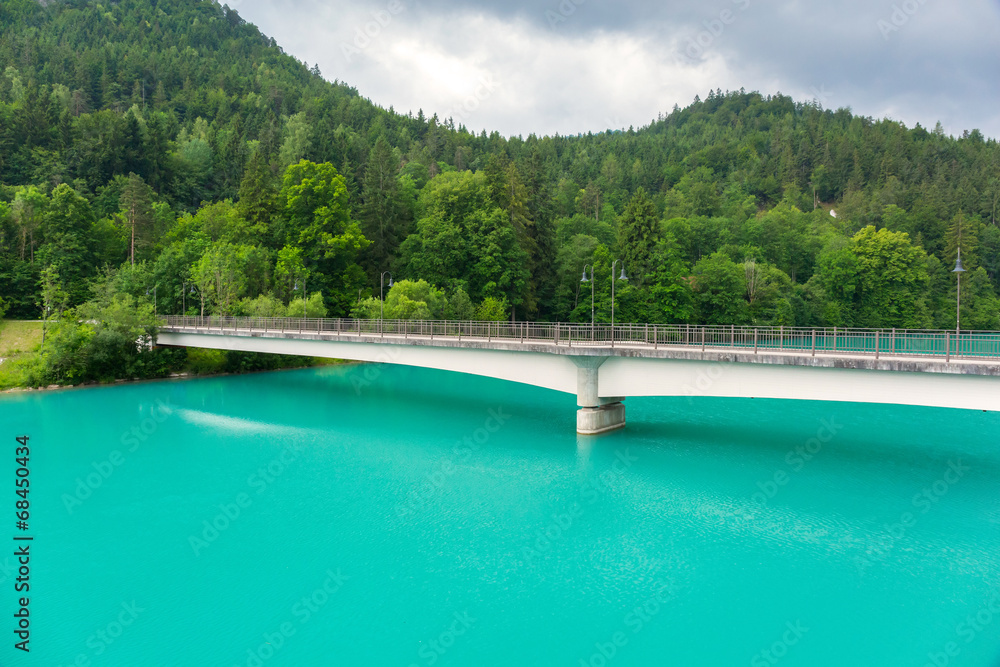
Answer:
779;325;784;350
754;328;758;354
654;325;658;351
730;324;735;349
811;329;816;356
945;332;951;362
555;324;560;346
832;327;837;352
875;330;880;360
685;323;690;346
701;327;706;352
891;328;896;356
488;321;491;343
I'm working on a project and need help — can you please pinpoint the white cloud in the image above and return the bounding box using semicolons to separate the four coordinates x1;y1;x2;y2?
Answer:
234;0;1000;139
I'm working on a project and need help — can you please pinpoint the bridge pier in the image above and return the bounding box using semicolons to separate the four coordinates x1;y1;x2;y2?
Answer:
574;357;626;435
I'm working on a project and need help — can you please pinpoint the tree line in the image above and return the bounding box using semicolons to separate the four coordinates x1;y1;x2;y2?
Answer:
1;0;999;383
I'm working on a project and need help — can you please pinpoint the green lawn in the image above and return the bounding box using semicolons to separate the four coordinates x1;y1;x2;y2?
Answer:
0;321;43;390
0;320;43;357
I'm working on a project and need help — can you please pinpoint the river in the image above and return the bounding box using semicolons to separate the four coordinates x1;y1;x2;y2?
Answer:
2;364;999;666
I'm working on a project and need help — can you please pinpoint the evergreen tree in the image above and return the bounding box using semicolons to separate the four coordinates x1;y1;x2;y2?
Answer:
616;187;659;286
360;137;406;277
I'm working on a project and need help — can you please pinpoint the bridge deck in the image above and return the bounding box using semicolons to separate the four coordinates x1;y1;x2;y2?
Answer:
158;318;1000;377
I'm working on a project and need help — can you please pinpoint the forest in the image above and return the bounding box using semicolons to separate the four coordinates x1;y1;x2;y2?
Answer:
1;0;999;384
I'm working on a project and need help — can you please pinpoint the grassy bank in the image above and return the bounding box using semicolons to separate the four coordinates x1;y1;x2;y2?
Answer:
0;321;44;390
0;319;345;391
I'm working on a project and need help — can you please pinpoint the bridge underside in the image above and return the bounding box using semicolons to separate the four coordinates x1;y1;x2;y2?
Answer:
157;332;1000;434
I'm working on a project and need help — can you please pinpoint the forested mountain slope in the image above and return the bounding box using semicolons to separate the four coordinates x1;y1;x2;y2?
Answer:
2;0;999;336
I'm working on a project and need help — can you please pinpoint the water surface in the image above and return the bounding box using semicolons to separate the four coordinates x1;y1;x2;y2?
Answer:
2;364;999;666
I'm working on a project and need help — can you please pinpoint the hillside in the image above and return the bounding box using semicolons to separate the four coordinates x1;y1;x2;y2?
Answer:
1;0;1000;367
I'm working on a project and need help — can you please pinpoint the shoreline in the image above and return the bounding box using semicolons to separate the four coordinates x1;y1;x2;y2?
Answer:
0;359;366;394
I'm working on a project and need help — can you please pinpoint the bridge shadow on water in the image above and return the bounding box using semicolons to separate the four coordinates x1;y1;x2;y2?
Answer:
623;396;1000;476
199;364;1000;475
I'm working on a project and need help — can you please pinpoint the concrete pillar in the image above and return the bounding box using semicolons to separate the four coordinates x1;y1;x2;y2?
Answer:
572;357;626;435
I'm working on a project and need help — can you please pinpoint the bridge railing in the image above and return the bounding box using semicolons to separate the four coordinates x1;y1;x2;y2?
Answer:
159;316;1000;362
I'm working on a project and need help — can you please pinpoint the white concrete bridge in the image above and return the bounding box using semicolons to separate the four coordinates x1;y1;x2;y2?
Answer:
158;317;1000;434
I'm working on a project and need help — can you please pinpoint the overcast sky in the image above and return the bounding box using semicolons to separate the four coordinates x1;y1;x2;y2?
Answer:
229;0;1000;139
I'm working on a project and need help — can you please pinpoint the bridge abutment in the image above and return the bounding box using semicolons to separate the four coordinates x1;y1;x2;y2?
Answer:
574;357;626;435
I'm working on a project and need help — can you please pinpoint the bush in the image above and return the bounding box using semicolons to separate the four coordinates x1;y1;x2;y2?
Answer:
475;296;508;321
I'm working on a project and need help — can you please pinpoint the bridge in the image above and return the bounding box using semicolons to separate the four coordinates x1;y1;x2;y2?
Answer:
157;316;1000;434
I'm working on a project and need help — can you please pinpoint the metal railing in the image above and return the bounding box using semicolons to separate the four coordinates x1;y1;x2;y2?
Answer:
158;316;1000;363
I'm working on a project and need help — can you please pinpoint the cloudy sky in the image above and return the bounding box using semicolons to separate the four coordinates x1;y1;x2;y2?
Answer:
230;0;1000;139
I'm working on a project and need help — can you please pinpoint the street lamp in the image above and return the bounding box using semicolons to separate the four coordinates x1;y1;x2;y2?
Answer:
953;248;966;334
380;271;394;331
293;278;307;319
611;260;628;334
581;265;595;339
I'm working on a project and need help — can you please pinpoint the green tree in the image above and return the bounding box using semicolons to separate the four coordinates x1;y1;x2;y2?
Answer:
447;287;475;320
118;172;154;266
192;243;270;315
844;226;930;328
360;136;407;276
384;279;447;320
38;265;68;349
237;147;279;245
279;160;369;314
616;187;659;285
38;184;95;304
11;185;47;262
692;252;750;324
287;292;327;319
475;296;508;321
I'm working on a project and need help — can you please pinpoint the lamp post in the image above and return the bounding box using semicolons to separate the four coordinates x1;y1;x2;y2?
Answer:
294;277;307;319
611;260;628;337
580;265;595;339
953;248;966;334
380;271;394;332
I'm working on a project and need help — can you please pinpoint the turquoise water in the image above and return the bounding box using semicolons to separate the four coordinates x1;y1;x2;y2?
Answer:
1;364;999;666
